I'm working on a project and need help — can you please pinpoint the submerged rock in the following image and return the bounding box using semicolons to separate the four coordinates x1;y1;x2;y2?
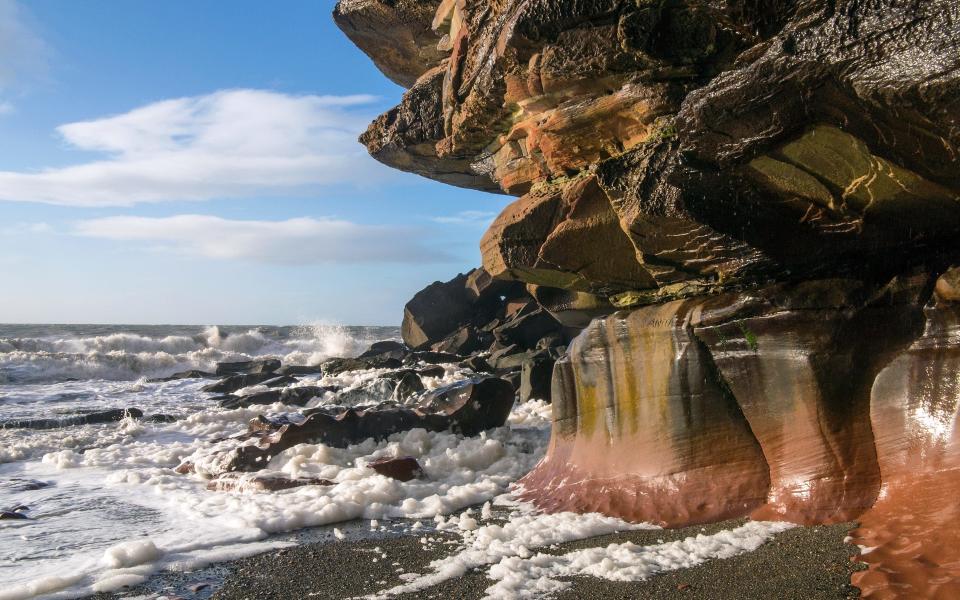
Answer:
148;369;214;382
206;473;333;493
218;386;334;410
1;408;143;430
201;373;278;394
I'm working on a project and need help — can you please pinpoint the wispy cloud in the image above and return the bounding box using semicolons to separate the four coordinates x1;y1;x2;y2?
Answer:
1;221;52;235
431;210;497;226
0;0;50;109
0;89;394;206
74;214;454;264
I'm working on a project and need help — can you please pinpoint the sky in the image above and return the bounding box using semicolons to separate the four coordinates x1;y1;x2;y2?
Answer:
0;0;510;326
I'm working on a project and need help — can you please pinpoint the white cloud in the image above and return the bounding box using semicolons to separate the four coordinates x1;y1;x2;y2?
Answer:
0;89;394;206
0;0;48;91
431;210;497;226
74;214;452;264
0;101;13;115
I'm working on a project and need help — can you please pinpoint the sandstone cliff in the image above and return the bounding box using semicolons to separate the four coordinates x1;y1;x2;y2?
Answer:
336;1;960;596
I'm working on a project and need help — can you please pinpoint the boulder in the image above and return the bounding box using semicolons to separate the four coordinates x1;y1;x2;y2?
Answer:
401;273;474;350
393;371;424;401
459;355;493;374
520;355;555;403
367;456;423;482
358;340;410;360
322;356;403;376
493;309;561;349
215;358;281;376
431;325;484;355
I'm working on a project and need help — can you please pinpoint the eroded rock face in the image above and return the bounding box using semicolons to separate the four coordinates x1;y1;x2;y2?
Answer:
339;0;960;300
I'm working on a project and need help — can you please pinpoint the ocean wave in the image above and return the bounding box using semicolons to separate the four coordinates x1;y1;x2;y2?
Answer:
0;324;397;384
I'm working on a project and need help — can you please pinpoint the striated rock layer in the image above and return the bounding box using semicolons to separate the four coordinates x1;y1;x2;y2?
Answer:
336;0;960;595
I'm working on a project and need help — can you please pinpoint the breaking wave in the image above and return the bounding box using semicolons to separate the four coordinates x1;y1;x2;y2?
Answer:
0;324;398;384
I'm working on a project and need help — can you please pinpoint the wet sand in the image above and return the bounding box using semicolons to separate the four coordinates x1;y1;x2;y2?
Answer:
95;517;862;600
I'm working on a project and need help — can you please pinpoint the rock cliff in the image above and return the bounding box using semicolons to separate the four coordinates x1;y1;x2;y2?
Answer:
336;0;960;595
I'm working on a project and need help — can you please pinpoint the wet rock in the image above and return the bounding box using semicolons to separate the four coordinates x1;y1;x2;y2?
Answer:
148;369;215;382
144;414;178;423
215;358;281;376
0;510;28;520
214;377;515;472
3;479;52;492
393;371;424;401
358;340;409;360
321;356;403;376
262;375;300;388
408;351;460;365
416;364;446;378
201;373;277;394
459;355;493;374
520;354;555;403
1;408;143;430
219;386;334;410
206;473;334;493
275;364;324;376
367;456;423;482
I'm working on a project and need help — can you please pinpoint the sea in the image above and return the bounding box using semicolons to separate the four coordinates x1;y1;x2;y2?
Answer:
0;324;554;599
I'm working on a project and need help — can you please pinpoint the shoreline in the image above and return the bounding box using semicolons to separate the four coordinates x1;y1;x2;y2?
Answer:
91;514;864;600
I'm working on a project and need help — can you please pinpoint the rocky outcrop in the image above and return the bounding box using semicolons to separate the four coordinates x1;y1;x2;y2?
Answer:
338;0;960;595
339;0;960;302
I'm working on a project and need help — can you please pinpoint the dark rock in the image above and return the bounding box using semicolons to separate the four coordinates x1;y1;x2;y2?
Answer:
416;364;446;378
401;273;474;350
321;356;403;376
431;325;484;355
215;358;281;377
213;377;516;472
367;456;423;482
206;473;334;492
201;373;277;394
409;351;461;365
520;355;556;403
219;386;334;410
358;340;410;360
501;370;521;394
262;375;299;388
393;371;424;401
1;408;143;430
275;364;324;376
3;479;52;492
144;414;178;423
0;511;28;520
493;308;562;349
460;355;493;374
148;369;215;383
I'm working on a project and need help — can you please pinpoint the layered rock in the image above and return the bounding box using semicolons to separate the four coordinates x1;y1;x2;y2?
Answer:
337;0;960;595
340;0;960;301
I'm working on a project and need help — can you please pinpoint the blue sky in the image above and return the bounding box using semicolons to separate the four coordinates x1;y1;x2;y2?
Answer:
0;0;509;325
